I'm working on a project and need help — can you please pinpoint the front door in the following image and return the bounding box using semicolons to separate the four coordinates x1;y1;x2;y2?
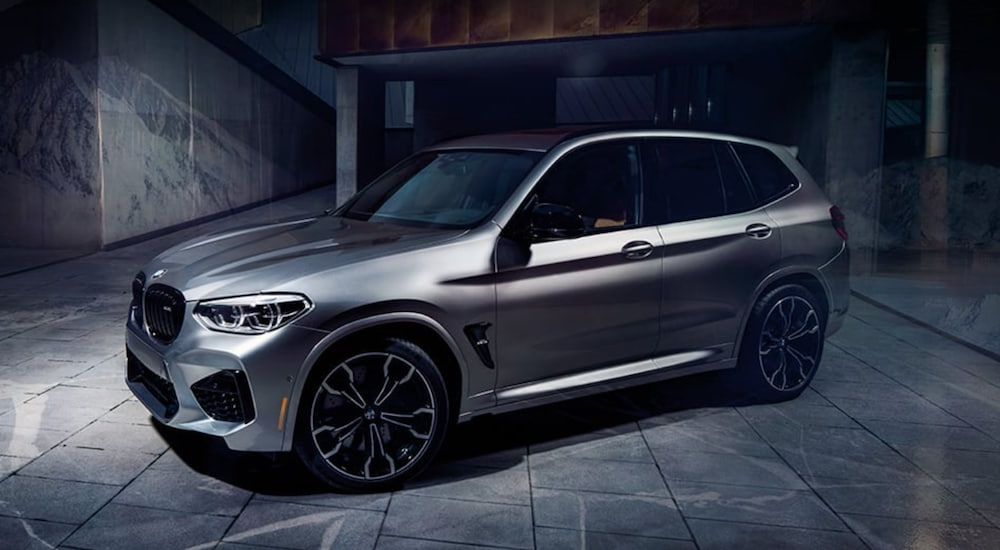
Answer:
494;141;663;394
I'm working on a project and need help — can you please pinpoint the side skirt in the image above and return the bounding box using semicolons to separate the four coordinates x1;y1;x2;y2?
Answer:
460;348;736;421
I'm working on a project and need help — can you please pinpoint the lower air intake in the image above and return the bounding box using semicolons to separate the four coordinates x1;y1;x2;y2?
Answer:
191;370;256;423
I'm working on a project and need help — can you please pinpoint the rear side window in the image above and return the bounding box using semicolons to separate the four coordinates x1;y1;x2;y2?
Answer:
732;143;799;204
644;139;755;224
645;140;724;223
717;144;755;214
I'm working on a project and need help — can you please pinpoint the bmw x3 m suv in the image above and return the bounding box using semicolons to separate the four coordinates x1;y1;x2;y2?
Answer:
126;127;850;491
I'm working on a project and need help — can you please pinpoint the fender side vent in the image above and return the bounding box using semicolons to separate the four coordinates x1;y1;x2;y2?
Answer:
464;322;495;369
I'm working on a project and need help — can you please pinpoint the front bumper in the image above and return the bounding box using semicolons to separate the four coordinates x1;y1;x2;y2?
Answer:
125;309;327;452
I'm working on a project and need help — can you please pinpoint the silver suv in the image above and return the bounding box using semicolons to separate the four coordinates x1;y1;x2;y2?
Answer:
127;127;850;491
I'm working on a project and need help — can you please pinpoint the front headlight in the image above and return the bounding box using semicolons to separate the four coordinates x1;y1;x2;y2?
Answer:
193;294;313;334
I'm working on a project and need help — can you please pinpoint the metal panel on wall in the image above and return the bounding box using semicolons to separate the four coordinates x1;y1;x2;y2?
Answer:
238;0;338;106
556;75;654;124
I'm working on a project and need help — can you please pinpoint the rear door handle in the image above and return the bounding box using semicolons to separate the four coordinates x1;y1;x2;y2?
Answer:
622;241;654;260
745;223;772;239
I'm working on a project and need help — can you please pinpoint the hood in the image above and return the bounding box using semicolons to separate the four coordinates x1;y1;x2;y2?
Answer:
145;215;464;301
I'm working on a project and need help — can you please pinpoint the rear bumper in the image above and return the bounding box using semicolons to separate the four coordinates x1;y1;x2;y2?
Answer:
820;243;850;336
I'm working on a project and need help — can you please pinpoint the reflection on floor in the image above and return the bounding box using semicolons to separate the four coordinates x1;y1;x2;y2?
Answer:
0;248;89;277
854;248;1000;357
0;189;999;548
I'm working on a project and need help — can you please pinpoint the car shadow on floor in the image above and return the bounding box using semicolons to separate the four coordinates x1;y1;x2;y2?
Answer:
439;370;753;461
153;370;752;495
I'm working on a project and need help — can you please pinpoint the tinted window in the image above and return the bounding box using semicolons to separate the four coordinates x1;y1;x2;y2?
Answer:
645;139;726;223
733;143;799;204
716;143;755;214
534;142;640;232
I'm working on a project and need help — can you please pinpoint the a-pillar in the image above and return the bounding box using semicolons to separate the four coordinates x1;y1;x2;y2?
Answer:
335;66;384;205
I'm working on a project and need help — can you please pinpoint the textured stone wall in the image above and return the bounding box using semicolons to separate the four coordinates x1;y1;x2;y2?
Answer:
96;0;334;246
0;0;102;249
879;159;1000;250
0;0;335;249
0;53;103;248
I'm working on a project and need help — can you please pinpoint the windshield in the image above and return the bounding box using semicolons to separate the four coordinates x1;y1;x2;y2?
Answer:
340;149;543;229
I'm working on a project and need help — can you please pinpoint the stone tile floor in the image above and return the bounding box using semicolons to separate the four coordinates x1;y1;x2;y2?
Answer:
1;189;1000;549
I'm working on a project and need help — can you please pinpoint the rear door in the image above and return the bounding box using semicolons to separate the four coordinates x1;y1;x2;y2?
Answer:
732;142;840;268
644;139;781;358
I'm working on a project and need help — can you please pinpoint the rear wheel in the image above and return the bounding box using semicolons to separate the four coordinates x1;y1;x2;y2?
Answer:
736;284;825;402
294;338;449;492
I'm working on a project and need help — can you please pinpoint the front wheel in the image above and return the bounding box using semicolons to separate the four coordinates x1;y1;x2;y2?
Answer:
735;284;826;402
294;338;449;492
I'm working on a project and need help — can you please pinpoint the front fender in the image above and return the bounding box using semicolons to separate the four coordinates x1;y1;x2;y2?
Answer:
279;311;474;451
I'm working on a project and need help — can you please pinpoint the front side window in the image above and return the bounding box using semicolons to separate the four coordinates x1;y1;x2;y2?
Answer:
341;149;542;229
532;142;641;231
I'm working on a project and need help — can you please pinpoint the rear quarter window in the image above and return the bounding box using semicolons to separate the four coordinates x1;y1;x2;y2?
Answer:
732;143;799;204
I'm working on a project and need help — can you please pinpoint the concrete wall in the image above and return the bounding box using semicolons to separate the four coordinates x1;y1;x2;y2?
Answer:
96;0;334;246
0;0;102;249
0;0;336;249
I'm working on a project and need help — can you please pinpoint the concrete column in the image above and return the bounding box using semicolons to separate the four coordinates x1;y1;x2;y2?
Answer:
335;66;384;205
919;0;950;247
822;28;888;265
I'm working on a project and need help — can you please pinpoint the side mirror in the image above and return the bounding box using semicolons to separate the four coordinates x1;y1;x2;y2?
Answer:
530;203;586;241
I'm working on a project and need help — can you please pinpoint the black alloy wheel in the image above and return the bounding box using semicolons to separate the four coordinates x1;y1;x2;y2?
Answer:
737;284;825;402
295;338;449;491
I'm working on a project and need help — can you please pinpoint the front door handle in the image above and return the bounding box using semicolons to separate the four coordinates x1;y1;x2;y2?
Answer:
745;223;772;239
622;241;654;260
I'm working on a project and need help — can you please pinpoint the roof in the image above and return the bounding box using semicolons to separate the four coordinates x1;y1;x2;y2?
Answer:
428;125;792;154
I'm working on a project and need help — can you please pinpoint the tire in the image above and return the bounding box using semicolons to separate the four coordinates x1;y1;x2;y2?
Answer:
294;337;450;492
735;284;825;402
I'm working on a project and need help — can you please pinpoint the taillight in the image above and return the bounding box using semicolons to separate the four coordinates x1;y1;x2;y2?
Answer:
830;206;848;241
